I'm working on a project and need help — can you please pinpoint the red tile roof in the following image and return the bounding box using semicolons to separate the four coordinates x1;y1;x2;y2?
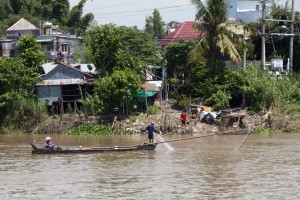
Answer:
159;21;205;46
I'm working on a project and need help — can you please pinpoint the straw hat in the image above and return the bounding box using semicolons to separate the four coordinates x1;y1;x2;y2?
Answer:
45;136;51;141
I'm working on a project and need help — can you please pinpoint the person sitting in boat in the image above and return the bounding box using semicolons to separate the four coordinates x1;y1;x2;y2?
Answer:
44;137;54;148
146;122;156;144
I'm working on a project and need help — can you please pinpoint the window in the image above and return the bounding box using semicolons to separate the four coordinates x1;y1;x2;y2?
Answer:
61;44;69;52
256;5;259;10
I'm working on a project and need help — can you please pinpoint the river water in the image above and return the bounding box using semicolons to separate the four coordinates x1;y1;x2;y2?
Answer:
0;133;299;200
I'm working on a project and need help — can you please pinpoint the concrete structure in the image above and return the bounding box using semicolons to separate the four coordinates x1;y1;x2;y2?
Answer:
1;18;81;64
6;18;40;40
37;21;82;63
1;18;39;57
227;0;297;23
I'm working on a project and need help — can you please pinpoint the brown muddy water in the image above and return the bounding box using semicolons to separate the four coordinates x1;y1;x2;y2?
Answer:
0;133;299;200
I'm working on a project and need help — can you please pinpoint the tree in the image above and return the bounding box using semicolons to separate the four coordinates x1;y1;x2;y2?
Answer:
190;0;241;67
51;0;70;24
85;24;161;75
145;9;166;39
16;35;45;71
0;57;41;97
0;57;44;129
93;70;142;114
164;40;196;78
121;26;162;65
0;0;13;19
67;0;94;35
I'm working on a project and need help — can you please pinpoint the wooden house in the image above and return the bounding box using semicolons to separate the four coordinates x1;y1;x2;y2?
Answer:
36;62;94;114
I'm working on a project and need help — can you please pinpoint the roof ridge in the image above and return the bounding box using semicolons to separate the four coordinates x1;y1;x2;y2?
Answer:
60;62;93;78
173;22;186;41
7;18;25;31
7;18;38;31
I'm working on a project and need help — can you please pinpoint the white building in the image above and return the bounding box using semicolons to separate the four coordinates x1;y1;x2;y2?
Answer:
226;0;298;23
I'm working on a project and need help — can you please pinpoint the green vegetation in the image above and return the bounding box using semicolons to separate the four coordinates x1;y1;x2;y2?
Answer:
0;98;48;133
82;24;161;114
148;106;160;115
64;124;112;135
145;8;166;39
0;44;47;133
240;65;300;114
84;24;161;75
93;70;142;114
190;0;242;67
16;35;45;72
0;0;94;37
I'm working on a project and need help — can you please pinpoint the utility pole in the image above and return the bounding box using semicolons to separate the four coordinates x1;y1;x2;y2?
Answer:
261;0;266;72
243;28;247;69
289;0;295;74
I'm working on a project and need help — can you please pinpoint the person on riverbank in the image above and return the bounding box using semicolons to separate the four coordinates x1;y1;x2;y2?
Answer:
181;110;187;127
44;137;54;148
146;122;155;143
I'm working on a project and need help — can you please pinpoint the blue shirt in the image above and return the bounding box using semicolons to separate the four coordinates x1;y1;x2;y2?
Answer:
146;124;155;134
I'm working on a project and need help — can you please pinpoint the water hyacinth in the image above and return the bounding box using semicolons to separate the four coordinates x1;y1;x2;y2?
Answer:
64;124;112;135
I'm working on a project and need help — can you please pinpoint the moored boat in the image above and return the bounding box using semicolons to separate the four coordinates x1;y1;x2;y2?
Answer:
31;143;157;154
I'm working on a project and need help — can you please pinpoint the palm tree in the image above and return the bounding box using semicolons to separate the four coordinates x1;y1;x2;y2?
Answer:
190;0;241;67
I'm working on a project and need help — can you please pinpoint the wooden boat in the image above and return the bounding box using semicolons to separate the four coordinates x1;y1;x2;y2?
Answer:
31;143;157;154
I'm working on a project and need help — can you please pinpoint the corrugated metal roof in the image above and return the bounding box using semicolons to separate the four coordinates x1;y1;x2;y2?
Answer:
37;35;54;42
42;62;94;78
42;63;58;74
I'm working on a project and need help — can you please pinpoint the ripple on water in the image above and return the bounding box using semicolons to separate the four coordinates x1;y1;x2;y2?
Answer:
0;134;299;199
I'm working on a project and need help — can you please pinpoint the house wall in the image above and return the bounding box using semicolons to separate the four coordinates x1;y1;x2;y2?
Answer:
6;29;40;40
37;85;61;106
227;0;238;20
227;0;262;22
37;36;81;63
44;65;84;80
237;0;261;12
237;10;262;23
0;40;15;57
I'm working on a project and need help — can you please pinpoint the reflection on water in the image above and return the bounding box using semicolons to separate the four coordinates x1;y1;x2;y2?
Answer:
0;133;299;199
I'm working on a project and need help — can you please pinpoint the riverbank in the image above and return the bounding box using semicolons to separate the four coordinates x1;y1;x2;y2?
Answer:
29;106;300;135
2;101;300;135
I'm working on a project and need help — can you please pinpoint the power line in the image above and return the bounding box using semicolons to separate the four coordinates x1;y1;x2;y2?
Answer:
83;0;146;12
91;4;195;16
93;7;196;19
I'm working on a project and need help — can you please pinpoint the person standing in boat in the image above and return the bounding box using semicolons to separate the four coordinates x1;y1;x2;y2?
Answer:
44;137;54;148
146;122;155;143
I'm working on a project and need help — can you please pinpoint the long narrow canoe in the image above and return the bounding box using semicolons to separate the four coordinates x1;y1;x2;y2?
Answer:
31;143;157;154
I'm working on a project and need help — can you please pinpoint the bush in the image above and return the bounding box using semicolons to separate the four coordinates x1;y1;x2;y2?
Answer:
148;105;160;114
1;95;48;133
